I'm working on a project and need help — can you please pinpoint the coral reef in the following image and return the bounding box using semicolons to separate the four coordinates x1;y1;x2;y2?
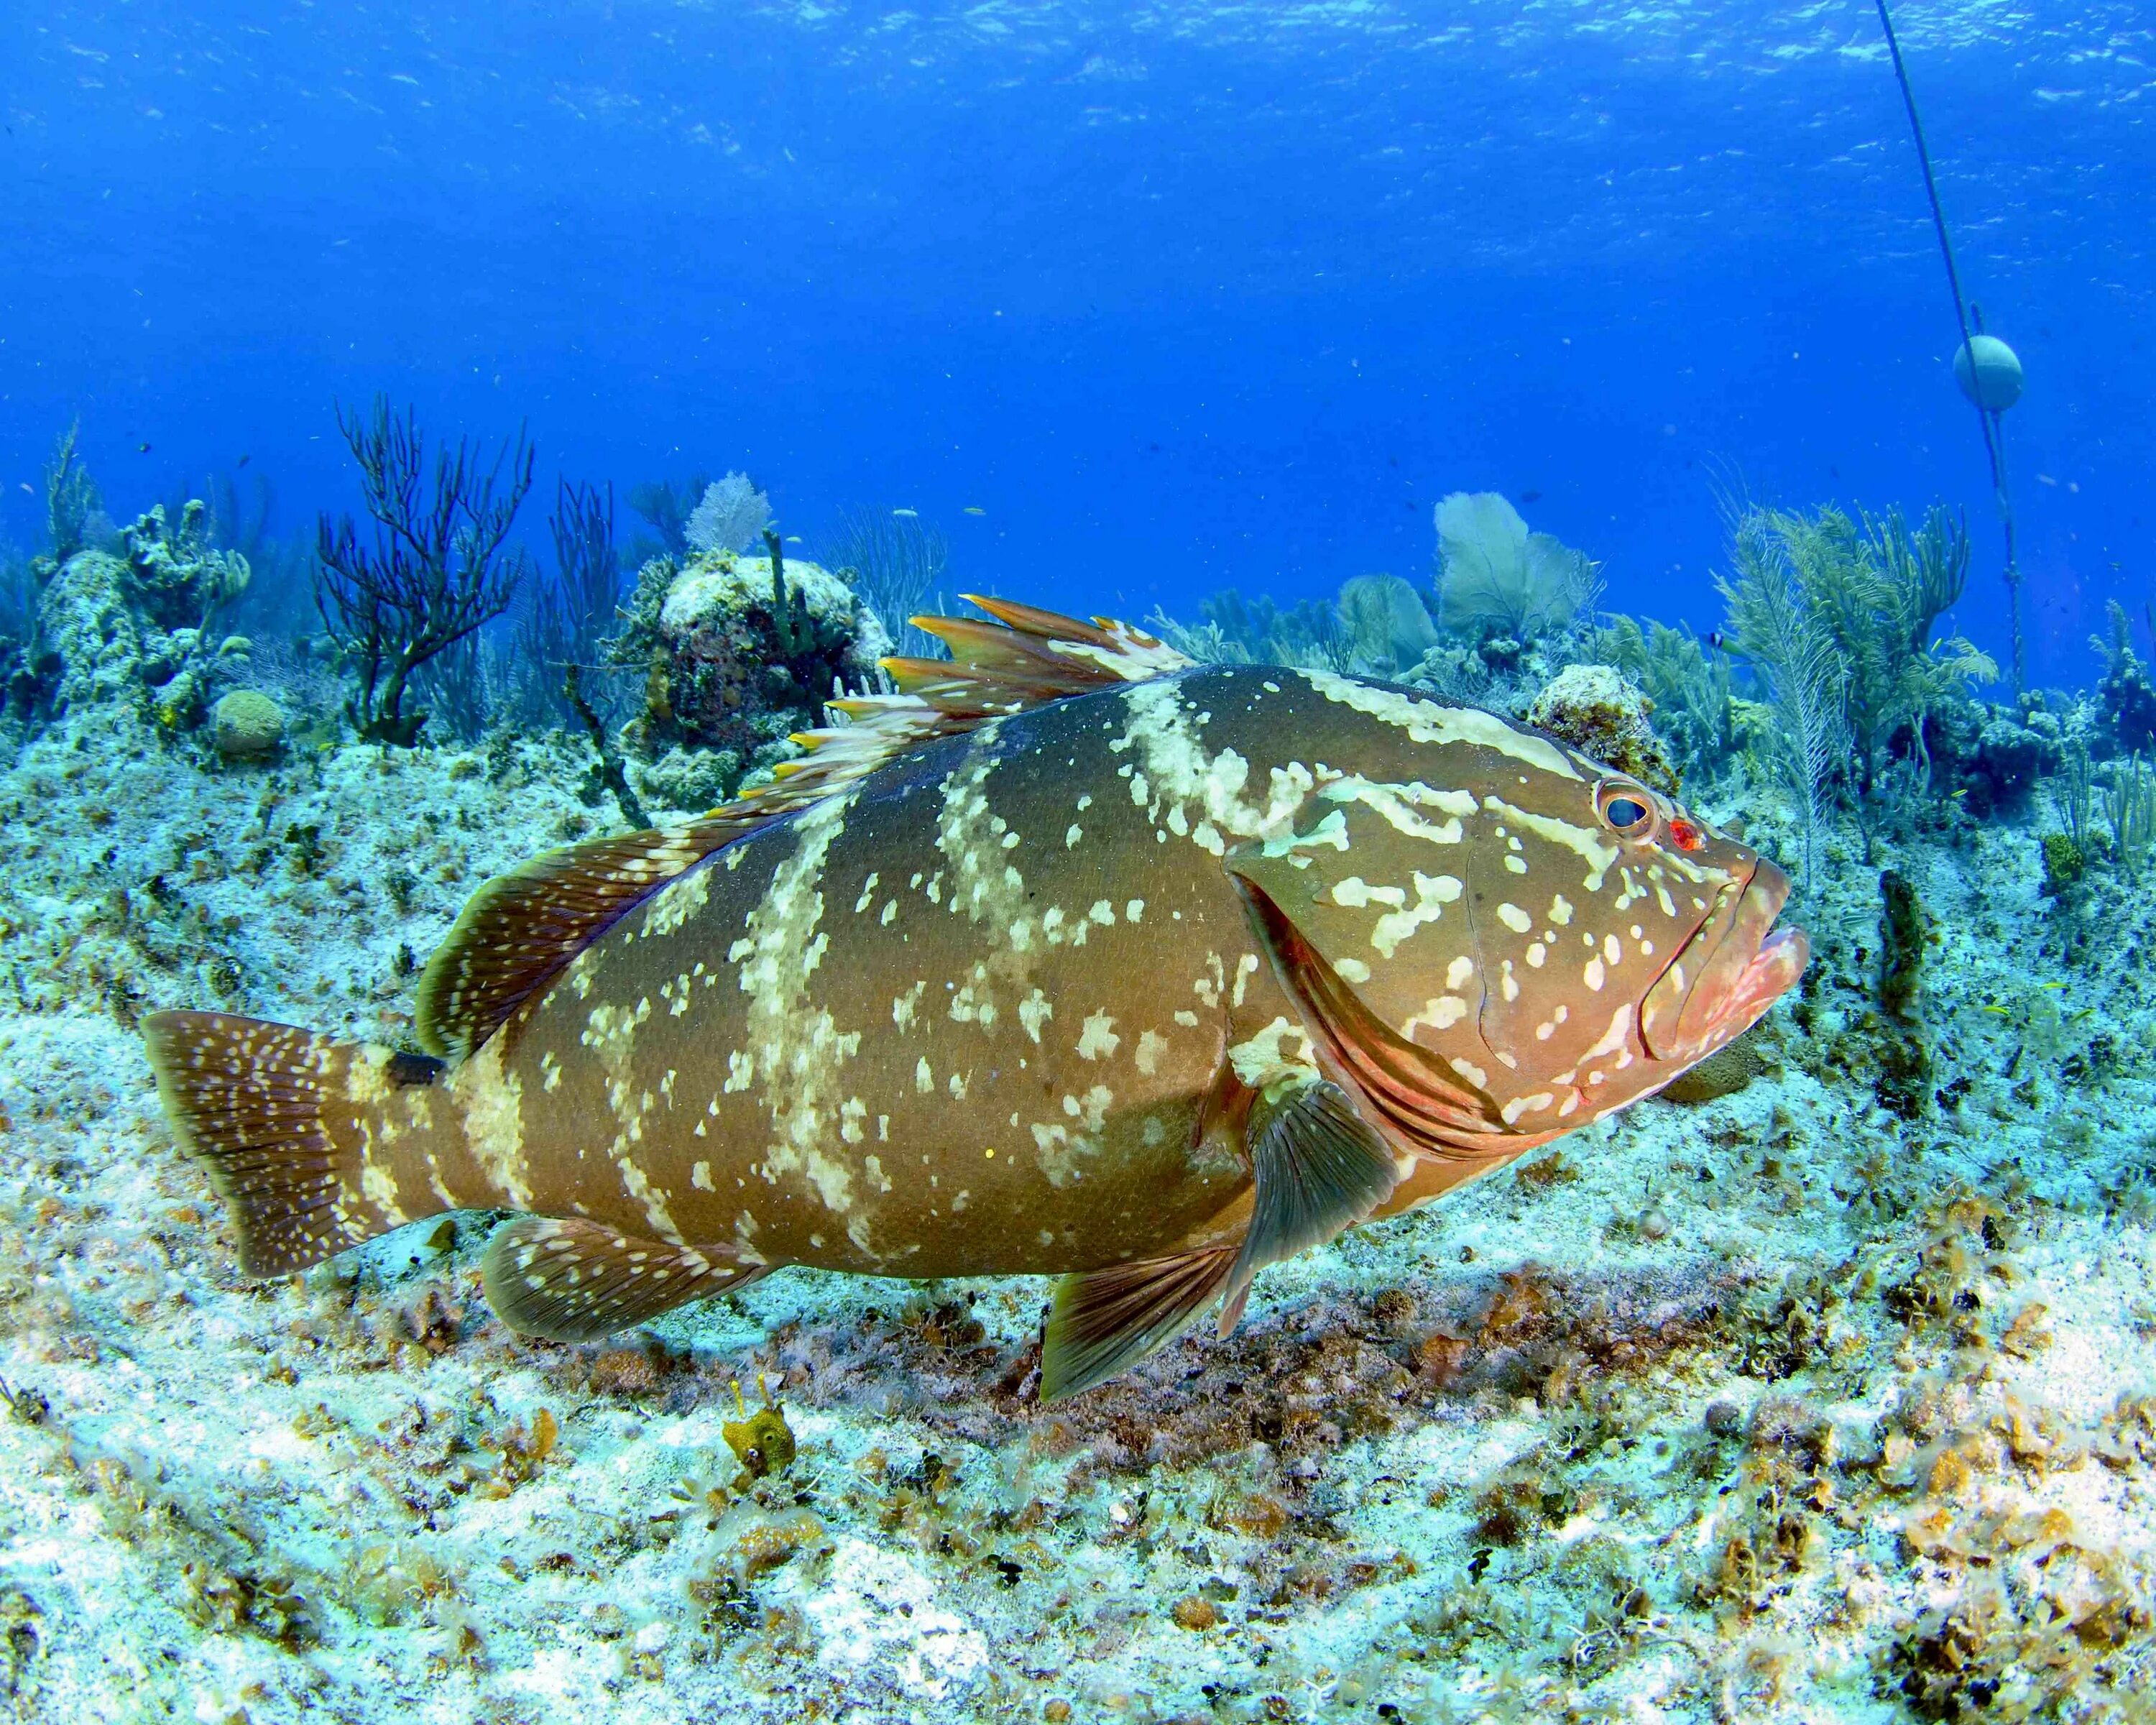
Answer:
1720;504;1993;872
2093;600;2156;758
28;500;253;733
0;436;2145;1724
1;608;2151;1725
612;542;890;811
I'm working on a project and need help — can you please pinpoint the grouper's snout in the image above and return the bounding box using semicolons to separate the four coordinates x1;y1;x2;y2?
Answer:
1702;857;1809;1052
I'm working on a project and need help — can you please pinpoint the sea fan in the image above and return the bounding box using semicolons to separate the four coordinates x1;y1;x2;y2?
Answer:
685;472;773;556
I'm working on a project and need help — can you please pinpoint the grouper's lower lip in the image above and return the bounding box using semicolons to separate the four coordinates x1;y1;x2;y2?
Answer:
1644;860;1807;1062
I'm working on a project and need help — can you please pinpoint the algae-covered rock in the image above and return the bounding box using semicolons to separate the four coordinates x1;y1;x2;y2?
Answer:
33;500;251;729
1658;1029;1772;1105
211;689;287;760
1526;663;1678;794
614;546;890;763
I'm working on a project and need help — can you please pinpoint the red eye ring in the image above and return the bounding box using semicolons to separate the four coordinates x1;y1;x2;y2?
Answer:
1668;817;1704;852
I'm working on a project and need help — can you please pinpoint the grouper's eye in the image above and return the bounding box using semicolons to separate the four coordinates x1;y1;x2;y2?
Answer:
1595;779;1657;840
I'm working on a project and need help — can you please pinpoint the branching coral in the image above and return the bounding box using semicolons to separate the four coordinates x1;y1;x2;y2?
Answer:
1718;512;1850;886
313;397;537;747
511;477;625;730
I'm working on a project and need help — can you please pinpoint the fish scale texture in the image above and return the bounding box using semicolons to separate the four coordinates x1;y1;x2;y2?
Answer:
4;699;2156;1724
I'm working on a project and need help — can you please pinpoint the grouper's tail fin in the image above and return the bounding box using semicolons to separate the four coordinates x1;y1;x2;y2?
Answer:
142;1010;440;1276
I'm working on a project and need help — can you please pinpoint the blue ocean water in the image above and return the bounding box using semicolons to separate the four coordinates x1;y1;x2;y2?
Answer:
4;0;2147;679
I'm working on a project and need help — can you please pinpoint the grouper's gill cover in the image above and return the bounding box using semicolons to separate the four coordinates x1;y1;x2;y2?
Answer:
1225;691;1807;1156
141;597;1807;1406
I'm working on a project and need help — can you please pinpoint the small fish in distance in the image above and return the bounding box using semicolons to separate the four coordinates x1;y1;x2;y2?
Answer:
144;597;1807;1400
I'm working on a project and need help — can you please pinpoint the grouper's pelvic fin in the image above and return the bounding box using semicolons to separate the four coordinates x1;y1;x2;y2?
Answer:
142;1009;446;1276
1041;1247;1240;1402
1040;1078;1408;1401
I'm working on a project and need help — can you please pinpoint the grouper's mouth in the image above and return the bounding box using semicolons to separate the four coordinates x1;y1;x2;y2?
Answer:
1638;857;1810;1065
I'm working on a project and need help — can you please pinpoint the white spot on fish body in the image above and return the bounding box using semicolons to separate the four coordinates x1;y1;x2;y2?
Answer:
1135;1029;1170;1075
1501;1092;1555;1126
1605;934;1621;964
1335;956;1372;983
916;1057;934;1093
1505;856;1527;874
1446;955;1475;990
1067;824;1082;848
1126;898;1145;922
1450;1057;1488;1090
1301;672;1583;779
1370;873;1462;957
1584;956;1606;990
1526;942;1546;967
854;873;880;913
1406;995;1468;1034
1496;902;1531;933
1078;1011;1121;1060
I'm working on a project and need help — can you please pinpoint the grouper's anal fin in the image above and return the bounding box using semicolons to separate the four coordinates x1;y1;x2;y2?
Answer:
480;1217;773;1342
418;597;1192;1064
1217;1079;1408;1335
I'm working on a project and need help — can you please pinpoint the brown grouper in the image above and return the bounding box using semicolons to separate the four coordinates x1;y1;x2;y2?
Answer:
144;599;1807;1399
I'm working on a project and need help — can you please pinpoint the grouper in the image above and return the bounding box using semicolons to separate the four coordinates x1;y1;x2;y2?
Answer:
144;598;1808;1399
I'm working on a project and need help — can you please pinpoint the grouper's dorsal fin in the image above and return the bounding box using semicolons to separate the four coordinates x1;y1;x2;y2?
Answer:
732;594;1195;814
416;814;760;1060
419;597;1189;1064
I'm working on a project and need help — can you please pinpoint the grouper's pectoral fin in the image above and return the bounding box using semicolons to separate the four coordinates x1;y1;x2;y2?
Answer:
1040;1246;1238;1402
480;1217;773;1343
1217;1079;1409;1338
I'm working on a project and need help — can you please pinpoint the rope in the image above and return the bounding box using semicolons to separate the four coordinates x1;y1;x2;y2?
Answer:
1874;0;2024;694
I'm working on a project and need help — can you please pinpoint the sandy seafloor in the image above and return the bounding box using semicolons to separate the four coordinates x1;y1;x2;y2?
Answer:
2;704;2155;1725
